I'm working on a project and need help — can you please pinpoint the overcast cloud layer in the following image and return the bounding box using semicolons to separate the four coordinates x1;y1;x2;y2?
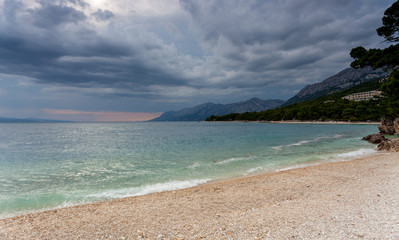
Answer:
0;0;394;120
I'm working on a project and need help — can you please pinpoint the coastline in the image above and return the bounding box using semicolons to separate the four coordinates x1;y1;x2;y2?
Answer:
267;120;380;125
208;120;381;125
1;152;398;239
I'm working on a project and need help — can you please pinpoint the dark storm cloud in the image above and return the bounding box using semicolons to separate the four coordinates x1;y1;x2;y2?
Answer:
0;0;395;112
181;0;383;64
92;9;114;21
0;0;189;91
176;0;393;92
28;3;87;28
35;0;89;8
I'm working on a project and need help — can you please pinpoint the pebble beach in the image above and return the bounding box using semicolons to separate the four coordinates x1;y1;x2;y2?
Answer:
1;152;398;239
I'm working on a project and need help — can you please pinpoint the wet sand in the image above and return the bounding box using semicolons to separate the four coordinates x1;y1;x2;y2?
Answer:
1;152;399;239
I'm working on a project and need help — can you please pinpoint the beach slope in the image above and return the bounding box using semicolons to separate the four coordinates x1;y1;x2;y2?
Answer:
1;153;399;239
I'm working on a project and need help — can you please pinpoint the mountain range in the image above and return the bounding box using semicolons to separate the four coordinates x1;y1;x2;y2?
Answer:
150;67;389;121
150;98;285;121
283;67;389;106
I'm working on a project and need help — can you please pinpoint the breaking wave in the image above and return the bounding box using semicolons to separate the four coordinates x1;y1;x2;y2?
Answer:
272;134;345;150
86;179;211;200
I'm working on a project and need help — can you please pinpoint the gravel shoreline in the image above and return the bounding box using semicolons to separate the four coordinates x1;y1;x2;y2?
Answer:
1;152;399;239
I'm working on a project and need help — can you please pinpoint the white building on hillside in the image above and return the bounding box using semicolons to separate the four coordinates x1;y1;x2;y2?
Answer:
342;91;382;101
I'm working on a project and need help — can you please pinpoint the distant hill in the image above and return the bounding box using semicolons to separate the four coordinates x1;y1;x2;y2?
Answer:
283;67;389;106
207;79;386;122
0;117;72;123
149;98;285;121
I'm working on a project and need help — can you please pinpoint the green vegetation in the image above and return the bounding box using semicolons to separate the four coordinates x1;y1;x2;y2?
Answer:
350;0;399;119
206;79;384;122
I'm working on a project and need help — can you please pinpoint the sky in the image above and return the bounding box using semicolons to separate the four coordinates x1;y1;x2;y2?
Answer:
0;0;395;121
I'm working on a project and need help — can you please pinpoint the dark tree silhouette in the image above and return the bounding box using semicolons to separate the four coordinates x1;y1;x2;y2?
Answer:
350;1;399;120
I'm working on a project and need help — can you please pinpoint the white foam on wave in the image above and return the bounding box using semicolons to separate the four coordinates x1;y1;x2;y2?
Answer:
188;162;206;169
272;134;346;150
289;140;313;146
189;155;257;170
1;180;212;219
274;148;379;174
334;148;378;160
314;134;344;142
215;155;255;165
245;167;263;175
277;163;317;172
272;140;311;150
86;179;211;200
271;146;283;150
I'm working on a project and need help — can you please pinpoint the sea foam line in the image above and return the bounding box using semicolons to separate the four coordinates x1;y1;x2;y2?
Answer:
215;155;255;165
0;179;212;220
86;179;211;200
245;167;263;175
272;134;345;150
277;148;379;173
334;148;378;160
189;155;256;169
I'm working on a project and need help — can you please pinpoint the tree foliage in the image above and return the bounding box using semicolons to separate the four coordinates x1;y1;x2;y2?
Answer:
206;98;382;122
350;45;399;70
350;0;399;118
376;1;399;42
381;70;399;116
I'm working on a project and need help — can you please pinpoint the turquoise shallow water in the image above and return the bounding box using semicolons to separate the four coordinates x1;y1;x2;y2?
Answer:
0;122;378;218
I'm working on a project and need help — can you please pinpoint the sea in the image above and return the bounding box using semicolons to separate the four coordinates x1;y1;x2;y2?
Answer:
0;122;379;219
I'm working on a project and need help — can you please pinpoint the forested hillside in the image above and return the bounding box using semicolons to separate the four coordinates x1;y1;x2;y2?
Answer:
283;67;388;106
150;98;284;121
206;79;384;122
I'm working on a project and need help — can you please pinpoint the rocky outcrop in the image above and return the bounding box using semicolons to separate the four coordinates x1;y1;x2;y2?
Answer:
362;133;387;144
394;118;399;134
365;117;399;152
377;139;399;152
378;116;399;135
378;117;396;135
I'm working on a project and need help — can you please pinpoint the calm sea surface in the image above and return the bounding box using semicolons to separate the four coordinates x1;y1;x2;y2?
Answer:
0;122;378;218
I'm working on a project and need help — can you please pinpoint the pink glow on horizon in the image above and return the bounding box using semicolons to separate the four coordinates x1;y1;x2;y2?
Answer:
43;109;163;122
